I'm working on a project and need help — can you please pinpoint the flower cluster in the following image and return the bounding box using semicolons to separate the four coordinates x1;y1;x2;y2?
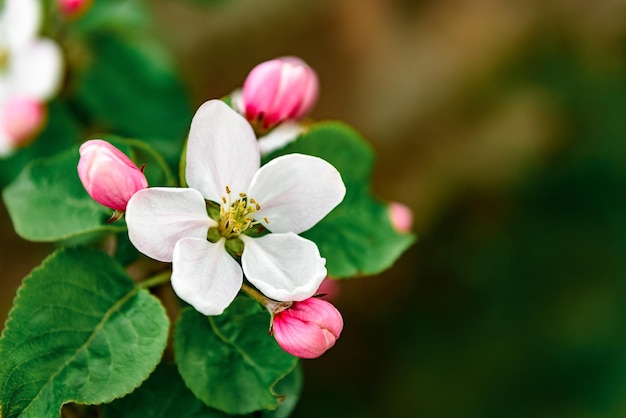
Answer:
0;4;417;413
77;59;349;358
0;0;63;156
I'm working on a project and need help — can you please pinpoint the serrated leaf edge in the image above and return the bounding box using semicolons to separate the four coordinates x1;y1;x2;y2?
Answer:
0;249;169;416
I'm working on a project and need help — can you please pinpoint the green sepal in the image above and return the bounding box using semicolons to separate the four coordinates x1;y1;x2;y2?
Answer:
206;200;220;221
224;237;244;257
0;248;170;418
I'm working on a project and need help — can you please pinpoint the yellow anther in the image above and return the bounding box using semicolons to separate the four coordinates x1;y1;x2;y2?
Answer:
217;187;268;238
248;198;260;210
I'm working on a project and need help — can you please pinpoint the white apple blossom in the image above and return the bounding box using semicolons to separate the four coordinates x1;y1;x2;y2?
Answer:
0;0;63;156
126;100;346;316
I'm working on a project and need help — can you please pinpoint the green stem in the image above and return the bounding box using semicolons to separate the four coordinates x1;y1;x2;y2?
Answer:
241;283;270;305
125;138;178;187
138;271;171;289
241;283;292;315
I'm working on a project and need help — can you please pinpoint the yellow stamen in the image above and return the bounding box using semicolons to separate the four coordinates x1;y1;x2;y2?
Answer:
218;185;268;238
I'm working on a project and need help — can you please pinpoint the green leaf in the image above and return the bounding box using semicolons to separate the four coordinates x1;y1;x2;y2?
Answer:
0;248;169;418
261;364;303;418
113;230;140;267
102;362;303;418
174;295;298;415
73;33;191;170
266;122;415;277
2;146;125;242
304;193;415;278
264;122;374;193
186;0;228;7
67;0;150;37
102;363;230;418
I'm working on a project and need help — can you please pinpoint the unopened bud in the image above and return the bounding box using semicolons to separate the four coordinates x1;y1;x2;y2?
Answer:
242;57;319;131
58;0;91;18
272;297;343;359
77;139;148;211
0;96;45;147
389;201;413;233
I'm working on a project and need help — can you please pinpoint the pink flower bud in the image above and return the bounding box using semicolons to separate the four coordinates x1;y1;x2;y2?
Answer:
58;0;91;18
242;57;319;130
78;139;148;211
0;97;46;147
389;201;413;233
272;297;343;359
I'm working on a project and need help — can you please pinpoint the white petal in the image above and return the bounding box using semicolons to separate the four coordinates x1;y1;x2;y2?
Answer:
248;154;346;234
9;39;63;100
126;187;216;262
240;233;326;301
186;100;260;202
2;0;41;49
171;237;243;316
258;121;305;156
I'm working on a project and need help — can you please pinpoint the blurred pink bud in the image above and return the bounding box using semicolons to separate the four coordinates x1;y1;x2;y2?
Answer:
242;57;319;130
389;201;413;233
78;139;148;211
272;297;343;359
316;277;340;301
58;0;91;18
1;97;45;147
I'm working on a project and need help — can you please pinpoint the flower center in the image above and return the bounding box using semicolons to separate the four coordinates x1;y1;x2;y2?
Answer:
218;185;269;239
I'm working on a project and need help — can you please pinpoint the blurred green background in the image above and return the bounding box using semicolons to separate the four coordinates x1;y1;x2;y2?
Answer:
4;0;626;416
